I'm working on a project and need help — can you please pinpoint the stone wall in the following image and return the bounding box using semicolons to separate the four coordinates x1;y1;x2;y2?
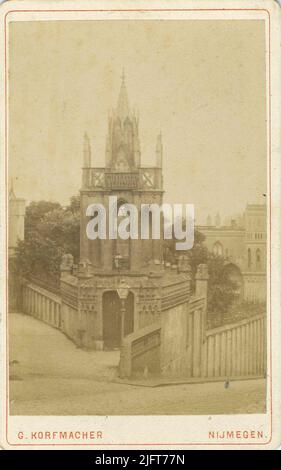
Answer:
160;297;205;378
119;264;208;378
119;322;161;378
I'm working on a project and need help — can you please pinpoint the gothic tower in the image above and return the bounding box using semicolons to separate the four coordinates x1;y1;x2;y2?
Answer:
60;74;191;351
80;74;164;273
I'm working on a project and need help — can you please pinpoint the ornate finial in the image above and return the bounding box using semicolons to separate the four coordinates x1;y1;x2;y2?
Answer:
77;259;94;278
117;69;129;120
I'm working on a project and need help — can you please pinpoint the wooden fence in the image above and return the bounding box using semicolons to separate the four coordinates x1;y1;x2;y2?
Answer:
202;314;266;379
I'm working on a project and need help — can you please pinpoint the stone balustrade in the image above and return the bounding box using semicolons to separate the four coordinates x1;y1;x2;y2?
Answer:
22;282;61;329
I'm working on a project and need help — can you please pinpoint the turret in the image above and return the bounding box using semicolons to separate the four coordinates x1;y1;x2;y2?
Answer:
83;132;91;168
156;132;163;168
134;126;141;167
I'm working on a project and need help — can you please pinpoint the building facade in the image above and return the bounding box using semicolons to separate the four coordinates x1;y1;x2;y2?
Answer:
197;204;267;303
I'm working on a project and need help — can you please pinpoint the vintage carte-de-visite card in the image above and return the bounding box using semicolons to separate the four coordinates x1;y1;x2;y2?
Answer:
0;0;280;451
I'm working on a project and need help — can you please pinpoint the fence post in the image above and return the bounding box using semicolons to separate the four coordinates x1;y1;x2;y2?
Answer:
195;264;209;376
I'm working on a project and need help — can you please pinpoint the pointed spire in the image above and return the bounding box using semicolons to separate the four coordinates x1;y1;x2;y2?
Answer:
215;212;221;227
156;132;163;168
83;133;91;167
9;178;16;199
116;69;130;120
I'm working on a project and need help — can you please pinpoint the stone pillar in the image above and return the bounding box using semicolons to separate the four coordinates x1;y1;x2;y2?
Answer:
60;253;74;278
94;291;104;350
195;264;209;300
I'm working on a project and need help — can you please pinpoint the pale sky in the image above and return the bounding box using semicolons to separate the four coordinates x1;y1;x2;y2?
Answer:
9;20;266;224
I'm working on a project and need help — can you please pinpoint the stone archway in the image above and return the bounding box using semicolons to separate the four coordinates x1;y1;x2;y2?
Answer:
102;291;134;349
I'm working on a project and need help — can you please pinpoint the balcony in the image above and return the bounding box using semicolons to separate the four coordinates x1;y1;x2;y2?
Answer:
82;167;163;191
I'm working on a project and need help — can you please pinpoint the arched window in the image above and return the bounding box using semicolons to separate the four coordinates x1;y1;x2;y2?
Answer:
256;248;261;269
213;241;223;257
247;248;252;268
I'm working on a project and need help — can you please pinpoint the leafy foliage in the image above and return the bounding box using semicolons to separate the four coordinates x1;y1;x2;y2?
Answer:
24;200;61;239
163;224;237;315
14;197;80;282
206;254;237;314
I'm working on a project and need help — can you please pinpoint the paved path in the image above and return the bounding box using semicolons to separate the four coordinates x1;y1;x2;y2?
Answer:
9;314;266;415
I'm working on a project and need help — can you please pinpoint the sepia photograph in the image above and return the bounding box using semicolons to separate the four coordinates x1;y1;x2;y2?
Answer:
2;0;280;451
8;17;267;417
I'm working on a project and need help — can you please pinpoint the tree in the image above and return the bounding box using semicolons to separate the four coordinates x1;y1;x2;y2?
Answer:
14;196;80;283
24;200;61;239
207;254;237;314
163;222;237;316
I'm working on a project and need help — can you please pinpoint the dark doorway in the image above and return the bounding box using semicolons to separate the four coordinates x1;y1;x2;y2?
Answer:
102;291;134;349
